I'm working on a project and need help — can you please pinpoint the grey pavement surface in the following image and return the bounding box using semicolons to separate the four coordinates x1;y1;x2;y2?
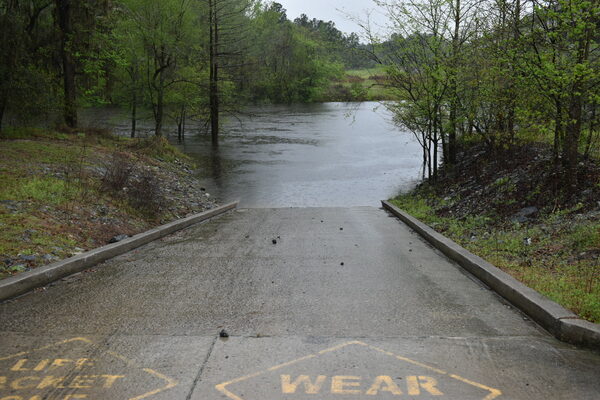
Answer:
0;207;599;400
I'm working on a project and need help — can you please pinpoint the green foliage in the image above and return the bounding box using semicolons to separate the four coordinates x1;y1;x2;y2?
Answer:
242;3;346;103
2;177;78;205
128;136;191;163
375;0;600;183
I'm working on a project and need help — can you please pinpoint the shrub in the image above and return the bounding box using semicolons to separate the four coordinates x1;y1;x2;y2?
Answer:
128;171;164;217
100;153;134;194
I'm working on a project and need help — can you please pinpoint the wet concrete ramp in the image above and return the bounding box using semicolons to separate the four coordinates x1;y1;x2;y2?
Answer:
1;207;599;399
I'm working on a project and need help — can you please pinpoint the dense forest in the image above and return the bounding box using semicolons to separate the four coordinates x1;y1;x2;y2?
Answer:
1;0;598;186
0;0;374;143
372;0;599;190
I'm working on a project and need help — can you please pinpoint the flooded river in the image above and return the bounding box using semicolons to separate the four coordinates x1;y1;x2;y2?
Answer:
83;102;423;207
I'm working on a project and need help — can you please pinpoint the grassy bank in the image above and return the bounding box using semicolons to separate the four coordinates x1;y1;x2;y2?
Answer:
322;67;395;101
391;142;600;323
0;128;216;279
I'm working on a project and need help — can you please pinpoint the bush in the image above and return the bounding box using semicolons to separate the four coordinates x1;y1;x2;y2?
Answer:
128;171;163;217
100;153;134;194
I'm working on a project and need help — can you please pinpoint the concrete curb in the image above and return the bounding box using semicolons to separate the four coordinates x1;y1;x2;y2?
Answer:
382;200;600;351
0;201;238;302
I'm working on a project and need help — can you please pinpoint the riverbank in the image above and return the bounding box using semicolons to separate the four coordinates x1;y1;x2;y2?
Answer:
0;128;217;279
322;68;395;102
391;141;600;323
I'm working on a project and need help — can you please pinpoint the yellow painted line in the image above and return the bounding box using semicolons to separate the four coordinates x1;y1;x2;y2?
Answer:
0;337;92;361
449;374;502;400
216;341;360;399
129;368;179;400
0;337;178;400
366;344;449;375
107;351;180;400
216;383;245;400
215;340;502;400
364;343;501;399
267;354;318;372
318;341;365;355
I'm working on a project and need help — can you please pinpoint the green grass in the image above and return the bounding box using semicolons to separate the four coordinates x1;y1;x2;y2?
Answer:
127;136;192;164
390;194;600;323
0;212;77;278
345;66;387;78
0;127;70;140
0;140;81;165
345;68;393;101
1;176;80;205
323;67;395;101
0;128;194;279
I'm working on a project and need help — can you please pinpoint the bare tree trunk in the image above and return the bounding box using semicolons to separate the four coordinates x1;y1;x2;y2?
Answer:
433;108;439;181
563;91;582;188
131;91;137;138
584;106;596;158
209;0;219;146
562;30;591;188
55;0;77;128
448;0;460;165
182;106;186;141
553;98;562;164
506;0;520;144
0;97;5;133
155;81;164;137
177;105;186;142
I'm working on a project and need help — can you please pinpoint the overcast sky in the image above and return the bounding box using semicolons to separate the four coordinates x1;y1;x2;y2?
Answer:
276;0;388;36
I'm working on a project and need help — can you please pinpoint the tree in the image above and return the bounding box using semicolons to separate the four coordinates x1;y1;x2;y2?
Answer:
0;0;55;132
206;0;252;145
119;0;197;137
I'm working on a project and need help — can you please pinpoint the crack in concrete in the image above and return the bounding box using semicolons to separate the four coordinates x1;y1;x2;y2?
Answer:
185;334;218;400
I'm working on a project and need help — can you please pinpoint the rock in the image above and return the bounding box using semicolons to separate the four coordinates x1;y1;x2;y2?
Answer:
109;234;129;244
219;329;229;338
42;254;58;262
19;254;37;262
511;206;539;223
71;247;85;256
